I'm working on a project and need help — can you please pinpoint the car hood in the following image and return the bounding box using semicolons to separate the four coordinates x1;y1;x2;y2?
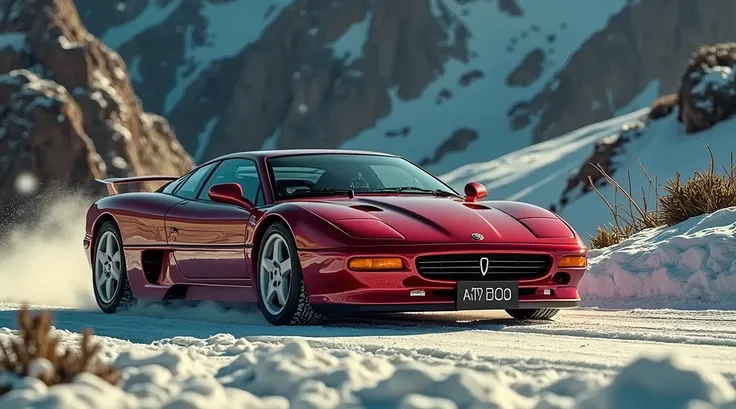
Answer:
293;196;580;245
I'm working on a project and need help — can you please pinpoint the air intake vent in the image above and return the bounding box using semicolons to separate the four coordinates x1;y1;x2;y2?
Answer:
415;253;551;281
350;205;383;212
463;203;490;210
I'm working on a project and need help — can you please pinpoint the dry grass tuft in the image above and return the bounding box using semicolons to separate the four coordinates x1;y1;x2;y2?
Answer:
0;306;120;394
659;150;736;226
588;145;736;249
588;223;637;250
586;159;662;249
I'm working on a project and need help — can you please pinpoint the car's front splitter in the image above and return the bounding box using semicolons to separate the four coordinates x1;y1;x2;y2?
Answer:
312;299;581;316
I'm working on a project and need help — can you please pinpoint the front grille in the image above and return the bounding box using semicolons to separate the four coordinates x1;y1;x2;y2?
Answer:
416;253;552;281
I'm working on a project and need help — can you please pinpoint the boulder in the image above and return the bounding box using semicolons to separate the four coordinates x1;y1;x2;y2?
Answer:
678;42;736;133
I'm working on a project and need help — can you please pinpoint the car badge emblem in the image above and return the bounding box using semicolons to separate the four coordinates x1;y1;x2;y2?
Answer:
471;232;484;241
479;257;490;277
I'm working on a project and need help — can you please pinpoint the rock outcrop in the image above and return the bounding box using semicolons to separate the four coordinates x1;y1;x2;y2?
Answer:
678;42;736;133
549;120;647;214
0;0;192;224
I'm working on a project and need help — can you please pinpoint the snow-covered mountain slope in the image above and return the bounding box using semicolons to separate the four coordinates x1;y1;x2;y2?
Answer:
73;0;736;175
441;109;736;240
336;0;629;173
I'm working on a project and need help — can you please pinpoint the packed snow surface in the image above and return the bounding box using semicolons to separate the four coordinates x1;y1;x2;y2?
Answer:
3;306;736;409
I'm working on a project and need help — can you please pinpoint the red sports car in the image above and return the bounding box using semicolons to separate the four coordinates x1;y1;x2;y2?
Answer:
84;150;588;325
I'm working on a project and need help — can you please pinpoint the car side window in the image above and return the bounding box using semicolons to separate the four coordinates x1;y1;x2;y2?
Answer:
198;159;263;206
161;176;186;194
175;163;217;199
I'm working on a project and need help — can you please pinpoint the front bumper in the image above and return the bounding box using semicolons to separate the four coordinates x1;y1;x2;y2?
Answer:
299;243;586;313
313;299;581;316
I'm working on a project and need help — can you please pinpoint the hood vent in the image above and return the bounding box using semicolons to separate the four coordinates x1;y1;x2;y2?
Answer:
350;204;383;212
463;203;490;210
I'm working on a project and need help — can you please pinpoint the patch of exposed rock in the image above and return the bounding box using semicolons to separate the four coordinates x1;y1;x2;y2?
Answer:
510;0;736;143
549;120;647;214
419;128;478;167
506;49;545;87
0;0;192;225
498;0;523;17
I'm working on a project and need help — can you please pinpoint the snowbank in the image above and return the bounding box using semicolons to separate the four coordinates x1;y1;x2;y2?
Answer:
1;332;735;409
581;207;736;309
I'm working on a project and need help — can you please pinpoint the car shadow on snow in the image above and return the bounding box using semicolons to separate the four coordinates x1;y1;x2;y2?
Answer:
0;302;554;346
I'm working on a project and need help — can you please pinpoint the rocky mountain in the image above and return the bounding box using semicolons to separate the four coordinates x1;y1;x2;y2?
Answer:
72;0;736;175
0;0;192;226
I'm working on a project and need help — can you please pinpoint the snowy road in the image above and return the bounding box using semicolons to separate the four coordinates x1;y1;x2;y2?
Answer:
2;303;734;378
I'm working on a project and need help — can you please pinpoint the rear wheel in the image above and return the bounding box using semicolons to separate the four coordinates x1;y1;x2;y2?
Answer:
505;308;559;320
93;221;135;313
256;222;323;326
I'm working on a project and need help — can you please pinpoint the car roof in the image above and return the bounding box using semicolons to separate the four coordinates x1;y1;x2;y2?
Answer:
208;149;399;162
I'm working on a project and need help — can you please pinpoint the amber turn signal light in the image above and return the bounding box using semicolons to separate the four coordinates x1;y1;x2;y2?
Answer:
348;257;404;271
558;255;587;268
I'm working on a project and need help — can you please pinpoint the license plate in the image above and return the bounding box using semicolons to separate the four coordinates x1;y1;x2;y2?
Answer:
456;281;519;310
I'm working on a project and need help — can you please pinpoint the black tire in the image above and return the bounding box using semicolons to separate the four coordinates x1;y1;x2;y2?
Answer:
505;308;559;320
256;222;324;326
93;221;135;313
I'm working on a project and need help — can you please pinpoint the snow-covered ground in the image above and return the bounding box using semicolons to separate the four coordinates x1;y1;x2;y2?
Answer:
441;110;736;239
4;304;736;409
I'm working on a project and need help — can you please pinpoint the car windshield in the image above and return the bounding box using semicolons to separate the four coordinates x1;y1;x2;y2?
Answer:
267;154;458;200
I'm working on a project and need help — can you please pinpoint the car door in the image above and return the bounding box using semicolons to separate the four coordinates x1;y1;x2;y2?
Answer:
165;159;264;282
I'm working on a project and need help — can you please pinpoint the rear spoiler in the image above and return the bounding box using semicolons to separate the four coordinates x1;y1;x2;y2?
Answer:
95;175;178;195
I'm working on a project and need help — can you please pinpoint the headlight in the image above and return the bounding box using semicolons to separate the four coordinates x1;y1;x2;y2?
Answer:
348;257;405;271
558;255;587;268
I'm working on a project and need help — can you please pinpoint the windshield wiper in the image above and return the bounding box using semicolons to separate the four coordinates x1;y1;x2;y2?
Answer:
375;186;459;198
284;188;356;198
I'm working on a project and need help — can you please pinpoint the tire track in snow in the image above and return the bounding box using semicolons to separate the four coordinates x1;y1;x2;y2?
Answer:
2;303;735;378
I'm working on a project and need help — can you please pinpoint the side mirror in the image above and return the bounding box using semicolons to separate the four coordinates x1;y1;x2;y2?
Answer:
208;183;256;210
464;182;487;202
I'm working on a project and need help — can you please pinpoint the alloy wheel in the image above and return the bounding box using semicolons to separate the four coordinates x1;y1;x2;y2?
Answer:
259;233;293;315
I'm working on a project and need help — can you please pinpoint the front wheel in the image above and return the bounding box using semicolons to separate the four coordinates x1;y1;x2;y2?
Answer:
505;308;559;320
256;223;323;326
93;221;135;313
